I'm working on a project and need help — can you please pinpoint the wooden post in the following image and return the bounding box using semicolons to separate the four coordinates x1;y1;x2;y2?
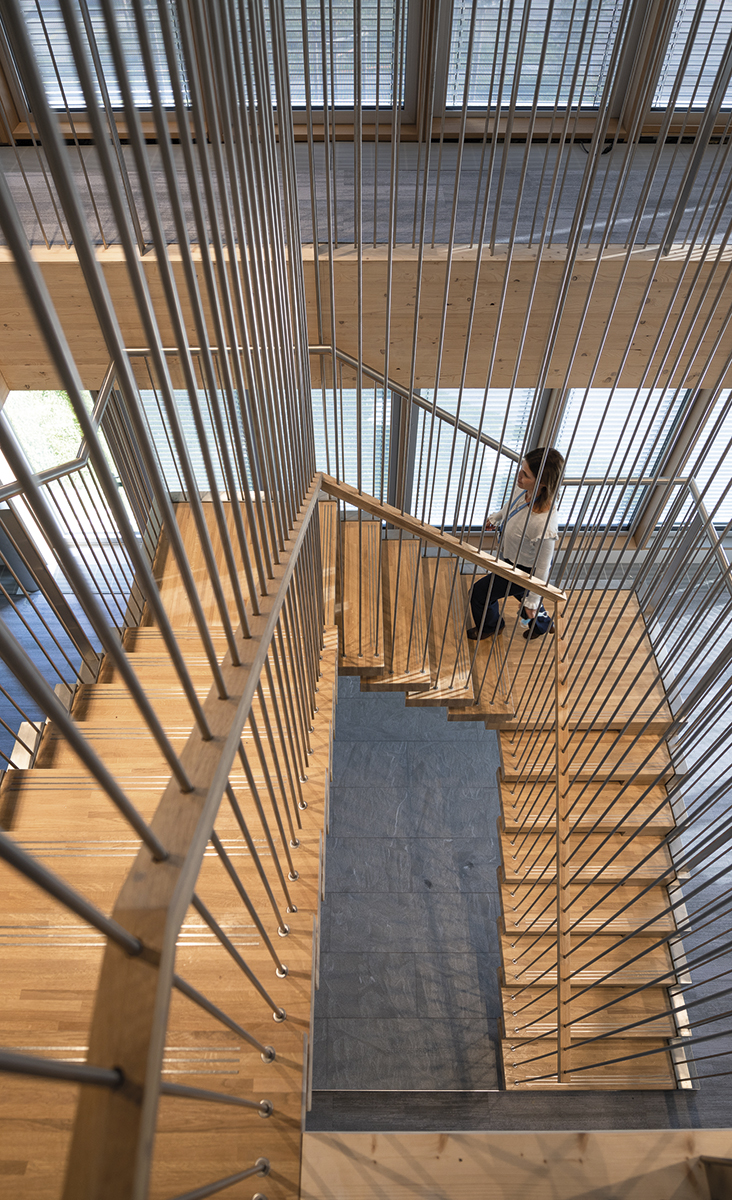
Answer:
554;598;572;1083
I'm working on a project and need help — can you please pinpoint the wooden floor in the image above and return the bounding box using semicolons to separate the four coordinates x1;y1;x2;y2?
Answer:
336;518;684;1092
0;501;339;1198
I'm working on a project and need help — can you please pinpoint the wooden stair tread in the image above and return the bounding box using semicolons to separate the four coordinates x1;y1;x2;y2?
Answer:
505;590;672;730
501;985;676;1038
339;519;384;672
501;882;675;935
501;1037;677;1089
500;830;673;883
405;559;474;706
446;626;515;725
499;729;673;782
358;538;431;692
500;779;675;833
157;502;258;631
500;932;674;987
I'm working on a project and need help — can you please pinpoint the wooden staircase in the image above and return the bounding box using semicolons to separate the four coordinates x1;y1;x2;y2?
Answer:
326;500;687;1091
0;500;336;1197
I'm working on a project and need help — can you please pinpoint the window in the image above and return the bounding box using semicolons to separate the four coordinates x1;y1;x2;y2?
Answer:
654;0;732;110
687;390;732;523
15;0;399;113
555;386;687;527
139;390;252;497
411;388;534;527
275;0;398;108
312;386;391;498
16;0;188;109
446;0;624;109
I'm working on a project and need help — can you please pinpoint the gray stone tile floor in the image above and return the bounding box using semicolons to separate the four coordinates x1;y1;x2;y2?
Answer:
313;675;502;1092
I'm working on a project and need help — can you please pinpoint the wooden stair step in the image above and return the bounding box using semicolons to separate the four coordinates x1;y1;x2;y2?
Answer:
504;714;675;735
503;590;672;730
405;558;475;706
446;621;515;725
319;500;338;627
500;829;673;884
358;538;431;692
499;729;673;783
35;723;191;771
71;684;208;724
0;770;167;834
501;882;676;935
501;985;676;1039
157;502;256;632
339;519;384;674
500;932;675;988
501;1037;677;1090
500;779;675;834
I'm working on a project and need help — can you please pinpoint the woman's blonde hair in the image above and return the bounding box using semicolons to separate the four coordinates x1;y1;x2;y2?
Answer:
524;447;565;513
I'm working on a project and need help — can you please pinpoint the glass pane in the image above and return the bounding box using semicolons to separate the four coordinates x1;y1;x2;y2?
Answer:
410;388;534;527
654;0;732;110
312;386;391;498
4;389;91;471
138;390;252;496
268;0;397;107
687;390;732;523
555;386;687;526
446;0;625;109
17;0;188;109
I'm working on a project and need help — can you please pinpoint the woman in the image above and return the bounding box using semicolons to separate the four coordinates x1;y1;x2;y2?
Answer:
467;447;564;641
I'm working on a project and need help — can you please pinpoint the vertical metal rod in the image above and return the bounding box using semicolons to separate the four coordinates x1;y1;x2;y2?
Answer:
210;830;287;976
225;783;290;933
247;712;299;878
191;894;286;1021
236;742;298;912
263;656;305;825
255;681;300;846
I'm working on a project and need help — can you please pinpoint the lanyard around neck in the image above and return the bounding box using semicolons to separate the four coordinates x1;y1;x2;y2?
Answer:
508;494;530;520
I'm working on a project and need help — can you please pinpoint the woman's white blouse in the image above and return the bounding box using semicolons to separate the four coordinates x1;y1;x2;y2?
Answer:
487;489;559;610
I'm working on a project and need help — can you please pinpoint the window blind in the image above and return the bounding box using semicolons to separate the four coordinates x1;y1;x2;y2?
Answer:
139;391;252;497
686;390;732;523
312;388;391;500
556;387;687;527
16;0;399;112
268;0;397;107
446;0;624;110
411;388;535;527
654;0;732;110
16;0;187;109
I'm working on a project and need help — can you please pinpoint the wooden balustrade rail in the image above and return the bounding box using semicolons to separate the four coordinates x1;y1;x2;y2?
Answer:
64;479;323;1199
319;474;566;605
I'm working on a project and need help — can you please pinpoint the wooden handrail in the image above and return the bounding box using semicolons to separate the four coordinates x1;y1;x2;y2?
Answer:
319;474;566;604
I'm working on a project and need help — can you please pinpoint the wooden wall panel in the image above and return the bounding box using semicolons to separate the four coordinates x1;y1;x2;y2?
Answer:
0;247;217;390
304;246;732;391
1;245;731;392
301;1130;732;1200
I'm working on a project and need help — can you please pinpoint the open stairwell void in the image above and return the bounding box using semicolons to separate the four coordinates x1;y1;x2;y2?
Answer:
321;494;691;1092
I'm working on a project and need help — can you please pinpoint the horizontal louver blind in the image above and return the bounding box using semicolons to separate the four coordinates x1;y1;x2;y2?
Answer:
17;0;187;109
269;0;397;107
412;389;534;527
556;387;687;527
446;0;624;109
654;0;732;110
687;390;732;522
139;391;252;497
312;388;391;500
